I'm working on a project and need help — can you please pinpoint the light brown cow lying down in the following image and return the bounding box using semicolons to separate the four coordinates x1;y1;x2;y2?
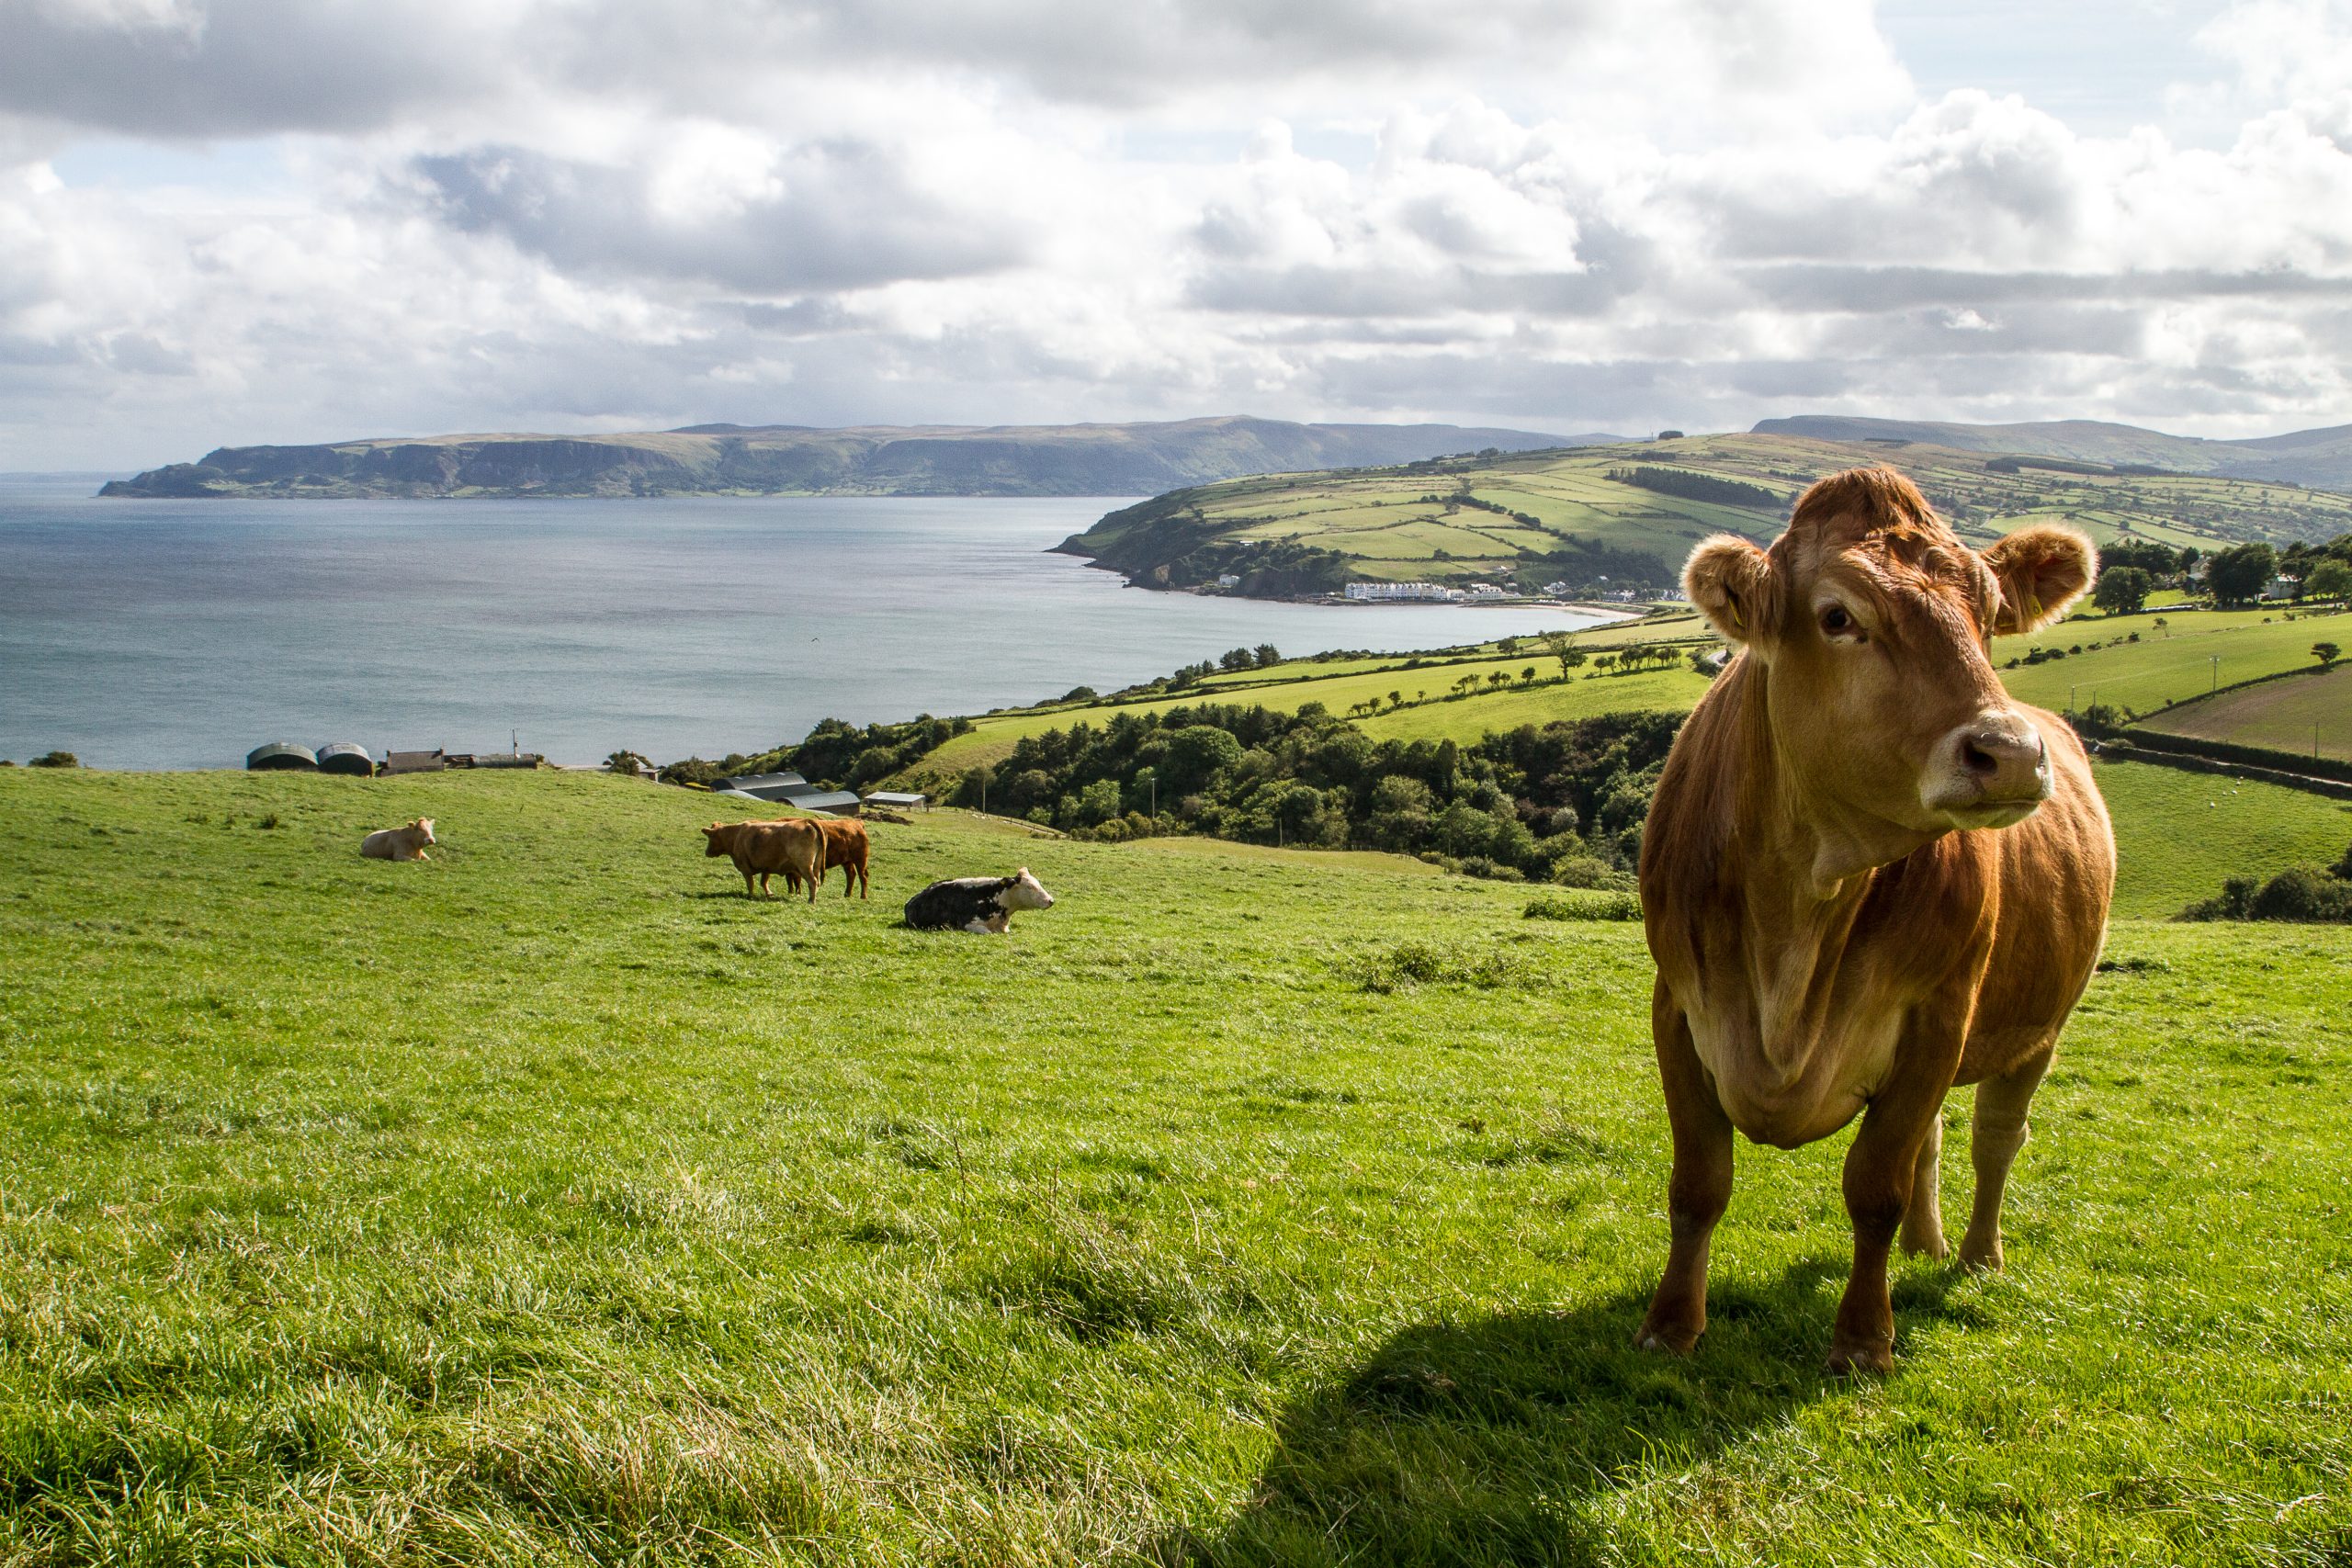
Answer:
701;819;825;901
359;818;435;861
1634;466;2112;1375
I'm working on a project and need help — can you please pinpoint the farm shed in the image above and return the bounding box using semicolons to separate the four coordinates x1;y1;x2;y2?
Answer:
862;790;928;812
784;790;862;813
314;742;375;777
245;742;318;772
714;771;809;803
384;750;447;774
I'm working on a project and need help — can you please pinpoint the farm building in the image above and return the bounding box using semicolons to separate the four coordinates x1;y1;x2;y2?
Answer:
383;750;447;774
863;790;928;812
786;790;863;813
314;742;375;777
245;742;318;772
713;772;809;803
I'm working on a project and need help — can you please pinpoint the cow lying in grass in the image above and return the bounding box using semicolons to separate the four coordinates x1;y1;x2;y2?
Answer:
903;869;1055;932
702;820;825;901
359;818;435;861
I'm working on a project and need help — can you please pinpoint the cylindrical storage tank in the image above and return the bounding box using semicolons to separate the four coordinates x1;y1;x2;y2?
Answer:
245;742;319;772
315;742;375;777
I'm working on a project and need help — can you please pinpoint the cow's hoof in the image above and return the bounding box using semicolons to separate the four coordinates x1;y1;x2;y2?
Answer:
1900;1232;1949;1260
1634;1319;1702;1356
1957;1241;2004;1274
1826;1338;1894;1378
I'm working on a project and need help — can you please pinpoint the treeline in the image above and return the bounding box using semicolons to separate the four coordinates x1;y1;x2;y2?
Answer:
2185;842;2352;923
2095;532;2352;612
660;714;974;790
956;702;1683;885
1607;466;1784;512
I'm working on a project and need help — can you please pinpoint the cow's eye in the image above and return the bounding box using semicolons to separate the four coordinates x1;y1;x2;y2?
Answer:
1820;604;1857;637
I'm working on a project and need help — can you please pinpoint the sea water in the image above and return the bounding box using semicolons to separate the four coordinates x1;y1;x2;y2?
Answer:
0;477;1622;769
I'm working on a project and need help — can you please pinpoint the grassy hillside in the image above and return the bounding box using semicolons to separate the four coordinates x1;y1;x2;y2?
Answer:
902;611;1715;783
1755;414;2352;491
2136;662;2352;764
1057;433;2352;596
891;603;2346;799
2;767;2347;1565
96;417;1576;501
1998;606;2351;716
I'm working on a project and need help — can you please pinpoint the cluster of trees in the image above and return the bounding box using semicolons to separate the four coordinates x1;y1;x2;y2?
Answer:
2092;532;2352;613
954;702;1682;884
1606;466;1783;512
659;714;974;790
2185;842;2352;923
0;752;78;768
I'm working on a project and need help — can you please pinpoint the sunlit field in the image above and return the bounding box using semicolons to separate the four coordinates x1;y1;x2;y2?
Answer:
3;766;2347;1565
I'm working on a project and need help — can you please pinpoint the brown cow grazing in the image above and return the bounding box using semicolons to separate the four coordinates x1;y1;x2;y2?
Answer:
1634;467;2113;1375
812;818;870;899
701;820;824;901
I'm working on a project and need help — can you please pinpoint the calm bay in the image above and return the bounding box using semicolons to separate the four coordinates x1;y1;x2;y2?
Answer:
0;477;1620;769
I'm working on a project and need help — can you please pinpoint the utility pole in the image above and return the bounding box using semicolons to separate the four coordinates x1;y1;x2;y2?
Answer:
2211;655;2221;693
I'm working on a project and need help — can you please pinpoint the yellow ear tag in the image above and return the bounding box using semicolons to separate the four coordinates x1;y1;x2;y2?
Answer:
1729;600;1746;632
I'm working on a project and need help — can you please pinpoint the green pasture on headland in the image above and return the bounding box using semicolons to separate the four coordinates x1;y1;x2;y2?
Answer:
2;765;2348;1565
1059;431;2352;597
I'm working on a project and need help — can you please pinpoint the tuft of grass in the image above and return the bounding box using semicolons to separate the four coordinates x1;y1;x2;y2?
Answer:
1524;891;1643;922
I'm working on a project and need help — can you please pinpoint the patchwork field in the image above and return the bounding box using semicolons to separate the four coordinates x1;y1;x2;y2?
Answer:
1059;433;2352;596
3;766;2348;1565
2138;662;2352;764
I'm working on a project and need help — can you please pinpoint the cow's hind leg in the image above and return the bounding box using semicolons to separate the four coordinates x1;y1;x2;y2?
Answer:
1960;1050;2051;1272
1900;1109;1949;1259
1636;979;1733;1356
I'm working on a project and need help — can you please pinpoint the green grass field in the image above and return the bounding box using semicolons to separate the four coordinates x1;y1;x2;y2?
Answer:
3;766;2348;1565
2137;663;2352;764
1060;434;2352;596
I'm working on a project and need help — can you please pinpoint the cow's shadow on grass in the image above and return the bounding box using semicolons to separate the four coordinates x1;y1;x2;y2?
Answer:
1158;1258;1985;1565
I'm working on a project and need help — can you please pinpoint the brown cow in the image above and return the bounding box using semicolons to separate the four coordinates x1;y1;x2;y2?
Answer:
1634;467;2113;1375
812;818;870;899
701;820;824;901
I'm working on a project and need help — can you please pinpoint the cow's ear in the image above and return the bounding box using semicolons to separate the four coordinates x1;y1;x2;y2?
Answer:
1983;525;2095;635
1684;535;1779;647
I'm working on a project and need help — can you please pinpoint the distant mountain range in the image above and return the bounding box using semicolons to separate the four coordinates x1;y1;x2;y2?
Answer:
97;417;1611;500
1752;416;2352;491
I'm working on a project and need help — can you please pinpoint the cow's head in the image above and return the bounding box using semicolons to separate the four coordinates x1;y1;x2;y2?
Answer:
1004;867;1056;910
1685;467;2092;834
412;818;435;844
701;823;732;857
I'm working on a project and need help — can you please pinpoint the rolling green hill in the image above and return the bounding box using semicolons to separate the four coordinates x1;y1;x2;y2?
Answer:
3;766;2347;1564
1057;434;2352;596
1755;414;2352;491
96;416;1584;500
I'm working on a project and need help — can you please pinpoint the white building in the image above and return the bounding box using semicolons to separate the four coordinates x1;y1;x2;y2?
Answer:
1344;581;1461;602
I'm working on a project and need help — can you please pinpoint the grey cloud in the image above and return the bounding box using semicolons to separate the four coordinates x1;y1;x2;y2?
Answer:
1735;264;2352;312
0;0;499;137
413;143;1028;293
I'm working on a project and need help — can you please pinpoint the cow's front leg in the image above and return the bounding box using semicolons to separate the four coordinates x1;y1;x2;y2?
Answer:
1831;1047;1960;1375
1960;1049;2051;1272
1636;979;1732;1356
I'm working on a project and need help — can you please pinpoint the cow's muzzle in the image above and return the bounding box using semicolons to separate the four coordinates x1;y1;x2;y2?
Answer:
1921;714;2051;826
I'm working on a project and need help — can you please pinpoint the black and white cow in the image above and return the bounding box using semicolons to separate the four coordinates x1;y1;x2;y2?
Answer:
903;868;1056;932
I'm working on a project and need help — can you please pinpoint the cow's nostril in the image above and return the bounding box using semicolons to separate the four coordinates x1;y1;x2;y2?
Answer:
1962;740;1999;776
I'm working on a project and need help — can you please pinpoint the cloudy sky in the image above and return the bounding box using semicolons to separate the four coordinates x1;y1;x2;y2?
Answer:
3;0;2349;469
